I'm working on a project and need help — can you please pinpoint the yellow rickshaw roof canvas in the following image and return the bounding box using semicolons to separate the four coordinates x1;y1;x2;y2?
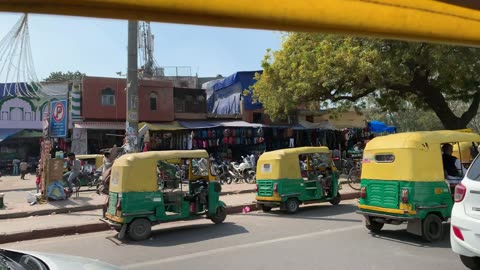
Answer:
114;150;209;167
366;131;480;150
259;147;330;161
3;1;480;46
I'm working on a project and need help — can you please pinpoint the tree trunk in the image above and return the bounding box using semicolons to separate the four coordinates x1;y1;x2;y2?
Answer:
410;70;479;130
420;86;479;130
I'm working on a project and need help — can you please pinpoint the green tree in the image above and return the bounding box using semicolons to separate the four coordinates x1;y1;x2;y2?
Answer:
44;71;85;82
252;33;480;129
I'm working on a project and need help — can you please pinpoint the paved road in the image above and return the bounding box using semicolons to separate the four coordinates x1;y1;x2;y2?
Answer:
2;200;466;270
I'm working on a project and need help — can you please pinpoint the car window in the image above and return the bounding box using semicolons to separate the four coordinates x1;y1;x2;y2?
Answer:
467;156;480;181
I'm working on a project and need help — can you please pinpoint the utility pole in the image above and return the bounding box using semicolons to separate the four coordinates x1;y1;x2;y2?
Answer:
125;20;139;153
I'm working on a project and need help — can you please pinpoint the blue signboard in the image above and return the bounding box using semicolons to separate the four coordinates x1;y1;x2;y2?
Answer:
50;100;68;138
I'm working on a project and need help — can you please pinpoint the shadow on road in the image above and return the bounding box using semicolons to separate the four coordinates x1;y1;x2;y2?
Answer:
120;222;249;247
251;203;362;223
368;223;451;248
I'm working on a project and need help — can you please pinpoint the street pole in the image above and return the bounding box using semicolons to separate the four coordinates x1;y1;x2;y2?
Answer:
126;20;139;153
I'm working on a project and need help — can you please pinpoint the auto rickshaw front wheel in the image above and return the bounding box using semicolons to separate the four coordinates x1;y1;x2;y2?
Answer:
329;192;341;205
210;206;227;224
422;214;444;242
127;218;152;241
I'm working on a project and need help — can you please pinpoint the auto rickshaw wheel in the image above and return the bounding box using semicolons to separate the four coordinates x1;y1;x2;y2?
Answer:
365;217;384;233
422;214;444;242
329;192;341;205
285;198;300;214
261;205;272;212
211;206;227;224
460;255;480;270
127;218;152;241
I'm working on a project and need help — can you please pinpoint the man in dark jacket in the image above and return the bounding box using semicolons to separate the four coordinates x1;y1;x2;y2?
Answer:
442;143;466;184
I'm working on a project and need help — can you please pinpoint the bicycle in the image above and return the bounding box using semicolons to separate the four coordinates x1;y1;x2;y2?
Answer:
346;159;362;191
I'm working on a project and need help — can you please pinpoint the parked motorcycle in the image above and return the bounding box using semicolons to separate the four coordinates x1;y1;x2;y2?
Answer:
217;161;233;184
229;156;256;184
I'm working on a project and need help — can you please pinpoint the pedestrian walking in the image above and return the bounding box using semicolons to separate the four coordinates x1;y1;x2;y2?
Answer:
19;161;28;180
12;158;20;175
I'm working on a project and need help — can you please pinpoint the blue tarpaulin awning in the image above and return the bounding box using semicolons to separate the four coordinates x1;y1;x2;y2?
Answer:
0;129;23;142
368;121;397;134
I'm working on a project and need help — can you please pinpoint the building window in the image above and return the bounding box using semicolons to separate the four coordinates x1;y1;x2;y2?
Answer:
149;92;157;111
253;112;263;123
306;115;314;123
25;112;32;121
101;87;116;106
1;111;8;120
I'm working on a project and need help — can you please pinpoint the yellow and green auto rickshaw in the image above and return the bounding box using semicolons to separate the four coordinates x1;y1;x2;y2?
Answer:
77;154;104;172
255;147;341;214
102;150;227;241
357;130;480;242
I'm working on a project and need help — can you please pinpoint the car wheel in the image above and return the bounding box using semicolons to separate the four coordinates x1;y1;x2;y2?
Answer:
329;192;341;205
365;216;384;233
460;255;480;270
422;214;444;242
285;198;300;214
261;205;272;212
127;218;152;241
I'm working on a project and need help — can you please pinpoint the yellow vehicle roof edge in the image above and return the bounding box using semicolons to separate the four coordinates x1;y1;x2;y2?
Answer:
4;0;480;47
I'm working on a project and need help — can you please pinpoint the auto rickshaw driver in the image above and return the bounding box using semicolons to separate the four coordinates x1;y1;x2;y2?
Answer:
442;143;467;184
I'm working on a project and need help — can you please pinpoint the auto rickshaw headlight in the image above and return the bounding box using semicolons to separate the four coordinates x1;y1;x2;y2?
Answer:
360;187;367;199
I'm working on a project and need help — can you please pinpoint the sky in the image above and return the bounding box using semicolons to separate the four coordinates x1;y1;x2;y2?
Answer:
0;12;282;81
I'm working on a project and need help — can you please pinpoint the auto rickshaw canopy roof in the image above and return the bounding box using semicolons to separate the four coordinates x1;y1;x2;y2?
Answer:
366;130;480;150
2;1;480;47
110;150;209;192
259;147;330;161
362;131;480;181
256;147;330;180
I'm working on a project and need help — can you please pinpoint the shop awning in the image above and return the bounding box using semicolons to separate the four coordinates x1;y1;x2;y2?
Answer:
139;121;186;131
215;121;265;128
74;122;125;130
178;121;221;129
298;120;336;130
0;129;23;142
11;130;43;139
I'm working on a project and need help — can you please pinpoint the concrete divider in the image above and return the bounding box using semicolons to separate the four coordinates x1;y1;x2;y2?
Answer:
0;192;359;244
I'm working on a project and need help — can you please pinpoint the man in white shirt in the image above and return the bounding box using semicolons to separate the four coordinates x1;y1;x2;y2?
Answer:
65;153;81;194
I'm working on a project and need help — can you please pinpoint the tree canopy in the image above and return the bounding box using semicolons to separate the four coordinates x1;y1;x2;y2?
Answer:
44;71;85;82
252;33;480;129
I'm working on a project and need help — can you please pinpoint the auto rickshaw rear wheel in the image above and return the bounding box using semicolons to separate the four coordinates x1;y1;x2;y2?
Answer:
365;217;384;233
285;198;300;214
261;205;272;212
127;218;152;241
211;206;227;224
422;214;444;242
329;192;341;205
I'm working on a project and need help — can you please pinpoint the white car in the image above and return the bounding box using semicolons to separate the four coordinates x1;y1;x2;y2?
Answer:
0;248;119;270
451;156;480;269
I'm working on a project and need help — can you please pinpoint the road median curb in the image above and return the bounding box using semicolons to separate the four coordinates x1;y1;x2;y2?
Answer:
0;191;359;244
0;189;256;220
